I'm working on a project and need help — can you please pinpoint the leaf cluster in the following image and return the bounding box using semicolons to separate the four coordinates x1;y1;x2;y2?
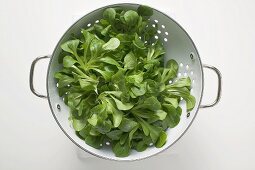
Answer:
55;5;195;157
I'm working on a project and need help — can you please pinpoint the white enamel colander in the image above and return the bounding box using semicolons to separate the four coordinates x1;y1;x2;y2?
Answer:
29;3;222;161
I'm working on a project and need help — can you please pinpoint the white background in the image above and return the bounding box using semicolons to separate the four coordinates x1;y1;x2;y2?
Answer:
1;0;255;169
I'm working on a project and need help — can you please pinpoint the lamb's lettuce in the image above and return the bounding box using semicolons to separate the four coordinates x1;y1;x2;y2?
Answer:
54;5;195;157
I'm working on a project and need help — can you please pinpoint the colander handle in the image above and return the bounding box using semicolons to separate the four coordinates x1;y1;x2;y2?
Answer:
29;55;51;99
200;64;222;108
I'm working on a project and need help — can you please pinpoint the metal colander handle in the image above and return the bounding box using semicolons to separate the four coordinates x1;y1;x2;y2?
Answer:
29;55;50;99
200;64;222;108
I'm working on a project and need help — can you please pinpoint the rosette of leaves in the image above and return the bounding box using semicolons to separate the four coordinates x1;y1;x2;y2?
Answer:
55;5;195;157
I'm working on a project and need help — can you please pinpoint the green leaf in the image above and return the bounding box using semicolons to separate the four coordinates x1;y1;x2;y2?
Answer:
67;93;82;108
132;109;155;119
124;51;137;69
145;79;160;95
94;24;104;33
168;87;196;112
85;135;103;149
90;104;107;119
167;77;192;88
87;114;98;126
102;91;122;98
112;69;128;92
78;100;85;116
124;10;139;26
108;105;123;127
102;38;120;51
112;111;123;128
54;73;74;88
148;124;162;143
101;98;123;127
131;86;145;97
120;133;128;145
166;59;178;69
162;104;181;128
135;140;148;152
103;8;116;23
116;33;133;43
130;82;146;97
78;79;97;91
106;130;123;140
137;5;153;17
63;56;77;67
164;97;178;108
153;42;165;58
101;25;111;36
110;96;134;111
155;110;167;120
133;96;161;111
81;30;94;59
118;118;138;132
79;125;91;138
133;34;145;49
61;40;79;55
160;60;179;83
147;47;155;60
90;38;104;58
128;126;139;146
126;72;143;84
112;141;130;157
89;127;100;136
139;119;149;136
61;40;85;67
138;118;162;143
92;68;113;81
100;19;109;26
95;118;112;134
99;56;121;67
72;119;86;131
184;95;196;112
155;131;167;148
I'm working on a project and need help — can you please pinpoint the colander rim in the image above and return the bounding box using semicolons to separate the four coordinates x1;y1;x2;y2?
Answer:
46;2;204;161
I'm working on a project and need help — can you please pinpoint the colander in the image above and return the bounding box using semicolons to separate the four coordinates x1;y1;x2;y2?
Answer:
29;3;222;161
